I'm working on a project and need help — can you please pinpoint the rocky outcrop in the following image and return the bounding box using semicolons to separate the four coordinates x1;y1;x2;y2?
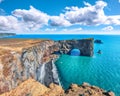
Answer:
94;40;103;44
0;79;114;96
0;79;64;96
64;83;114;96
56;38;94;56
0;38;94;94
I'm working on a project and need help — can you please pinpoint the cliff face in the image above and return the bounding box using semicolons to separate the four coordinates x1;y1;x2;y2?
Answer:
0;39;59;94
0;38;94;94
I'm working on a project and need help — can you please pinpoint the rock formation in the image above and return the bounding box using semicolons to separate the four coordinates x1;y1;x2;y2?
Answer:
0;79;114;96
94;40;103;44
57;38;94;56
0;78;64;96
64;83;114;96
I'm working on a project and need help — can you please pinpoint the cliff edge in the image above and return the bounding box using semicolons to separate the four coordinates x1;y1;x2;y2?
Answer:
0;79;114;96
0;39;59;94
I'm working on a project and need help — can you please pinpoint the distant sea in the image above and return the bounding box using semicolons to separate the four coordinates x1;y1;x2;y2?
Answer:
4;34;120;96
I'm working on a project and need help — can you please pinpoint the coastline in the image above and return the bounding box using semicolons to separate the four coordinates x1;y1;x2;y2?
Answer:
0;38;115;96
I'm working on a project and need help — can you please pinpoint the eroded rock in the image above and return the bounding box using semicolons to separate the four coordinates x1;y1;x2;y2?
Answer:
0;79;114;96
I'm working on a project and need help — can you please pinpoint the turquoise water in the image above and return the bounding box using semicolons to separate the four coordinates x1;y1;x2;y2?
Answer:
55;35;120;96
4;34;103;40
4;34;120;95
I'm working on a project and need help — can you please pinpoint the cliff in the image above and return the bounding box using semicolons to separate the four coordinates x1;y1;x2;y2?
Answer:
0;79;114;96
0;38;94;95
0;39;59;94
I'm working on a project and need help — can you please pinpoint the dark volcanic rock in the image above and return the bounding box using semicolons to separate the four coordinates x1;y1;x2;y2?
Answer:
57;38;94;56
94;39;103;44
64;83;115;96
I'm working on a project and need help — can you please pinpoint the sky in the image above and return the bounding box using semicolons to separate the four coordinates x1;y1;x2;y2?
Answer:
0;0;120;34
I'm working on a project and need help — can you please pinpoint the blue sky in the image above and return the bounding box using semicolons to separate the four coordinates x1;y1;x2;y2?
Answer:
0;0;120;34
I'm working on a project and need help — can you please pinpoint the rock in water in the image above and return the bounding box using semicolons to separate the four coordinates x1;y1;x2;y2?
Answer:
70;49;80;56
94;40;103;44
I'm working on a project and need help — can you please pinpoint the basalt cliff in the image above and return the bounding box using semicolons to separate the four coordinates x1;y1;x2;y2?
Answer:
0;39;114;96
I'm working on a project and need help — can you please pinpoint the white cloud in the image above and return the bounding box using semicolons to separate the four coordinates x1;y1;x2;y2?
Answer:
83;1;92;7
54;1;120;26
119;0;120;3
50;1;109;26
50;14;71;26
49;1;108;26
105;16;120;25
12;6;50;30
0;16;20;31
45;28;57;32
61;27;83;33
65;6;79;11
102;26;114;31
0;6;50;32
64;1;107;25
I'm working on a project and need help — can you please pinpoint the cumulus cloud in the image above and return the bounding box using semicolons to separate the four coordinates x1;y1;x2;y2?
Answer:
105;16;120;25
50;1;108;26
64;1;107;25
50;14;71;26
49;0;120;27
0;6;50;32
12;6;49;30
102;26;114;31
0;16;20;31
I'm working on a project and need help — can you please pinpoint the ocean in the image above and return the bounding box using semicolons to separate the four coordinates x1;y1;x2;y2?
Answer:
4;34;120;95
